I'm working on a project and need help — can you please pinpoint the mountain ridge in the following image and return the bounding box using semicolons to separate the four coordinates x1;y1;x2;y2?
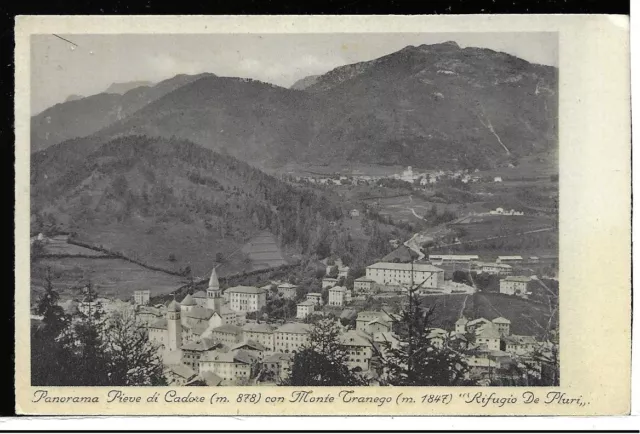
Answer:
31;42;557;170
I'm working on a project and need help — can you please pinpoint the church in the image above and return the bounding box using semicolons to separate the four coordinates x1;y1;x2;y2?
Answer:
147;266;247;355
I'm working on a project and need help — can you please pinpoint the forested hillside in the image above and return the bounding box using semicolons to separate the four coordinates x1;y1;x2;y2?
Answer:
31;136;398;276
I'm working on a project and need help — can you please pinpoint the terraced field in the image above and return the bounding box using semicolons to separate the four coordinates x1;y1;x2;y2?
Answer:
242;231;287;269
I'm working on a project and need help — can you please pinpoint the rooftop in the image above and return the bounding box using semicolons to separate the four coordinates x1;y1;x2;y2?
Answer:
263;352;294;364
476;324;501;339
498;256;524;260
184;306;214;320
277;282;297;289
492;317;511;324
242;322;275;333
367;262;444;272
354;276;375;282
226;286;266;295
167;300;180;312
502;276;532;283
192;290;207;298
276;322;312;334
211;324;243;335
428;254;479;260
182;338;219;352
307;292;322;297
232;339;267;352
195;371;223;386
339;330;373;347
148;318;168;329
297;300;316;306
181;294;196;306
166;364;196;379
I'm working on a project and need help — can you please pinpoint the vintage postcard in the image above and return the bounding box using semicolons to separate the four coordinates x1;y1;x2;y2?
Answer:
14;15;630;416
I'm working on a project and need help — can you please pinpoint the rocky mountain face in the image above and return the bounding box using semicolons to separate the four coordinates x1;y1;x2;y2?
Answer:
31;73;215;153
32;42;557;169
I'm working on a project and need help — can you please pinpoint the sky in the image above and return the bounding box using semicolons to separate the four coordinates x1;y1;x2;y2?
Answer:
31;32;557;115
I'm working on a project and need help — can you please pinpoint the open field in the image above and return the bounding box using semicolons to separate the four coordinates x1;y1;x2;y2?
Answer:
31;257;188;302
39;239;108;257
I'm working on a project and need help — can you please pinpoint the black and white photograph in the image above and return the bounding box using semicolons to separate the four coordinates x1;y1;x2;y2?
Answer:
29;32;560;388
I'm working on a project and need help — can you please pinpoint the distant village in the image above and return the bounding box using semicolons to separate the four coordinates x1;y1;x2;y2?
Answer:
288;166;507;188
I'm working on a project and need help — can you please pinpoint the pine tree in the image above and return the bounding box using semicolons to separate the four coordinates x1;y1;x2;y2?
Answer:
379;292;471;386
103;311;166;386
31;268;75;386
280;319;367;386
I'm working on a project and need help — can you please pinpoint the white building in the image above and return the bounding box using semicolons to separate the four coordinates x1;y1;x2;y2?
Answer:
339;330;374;372
428;255;479;265
198;349;257;385
494;176;503;182
499;276;531;296
365;262;444;288
296;300;316;319
328;286;351;307
274;323;312;354
480;262;513;276
242;322;276;353
474;323;502;351
322;277;338;289
356;311;393;335
496;255;523;264
306;292;323;305
133;290;150;305
226;286;267;312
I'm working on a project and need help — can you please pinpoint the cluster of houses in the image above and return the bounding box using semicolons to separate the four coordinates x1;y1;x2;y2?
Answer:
286;166;502;190
37;249;553;386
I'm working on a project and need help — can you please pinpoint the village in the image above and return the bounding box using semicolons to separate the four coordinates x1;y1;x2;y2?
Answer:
287;166;505;188
37;244;557;387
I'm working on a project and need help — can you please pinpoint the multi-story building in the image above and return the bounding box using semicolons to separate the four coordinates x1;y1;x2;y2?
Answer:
479;262;513;276
241;323;275;353
328;286;351;306
181;338;219;372
428;255;479;265
209;324;243;347
277;283;298;299
306;292;323;305
496;255;524;264
499;276;531;296
226;286;267;312
354;277;375;293
133;290;150;305
339;330;373;372
198;349;257;385
356;311;393;335
163;365;196;386
322;277;338;289
274;323;312;354
296;300;316;319
474;324;501;351
365;262;444;288
491;317;511;336
262;353;293;383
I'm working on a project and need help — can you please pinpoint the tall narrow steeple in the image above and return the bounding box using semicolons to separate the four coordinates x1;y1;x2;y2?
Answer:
207;265;222;311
